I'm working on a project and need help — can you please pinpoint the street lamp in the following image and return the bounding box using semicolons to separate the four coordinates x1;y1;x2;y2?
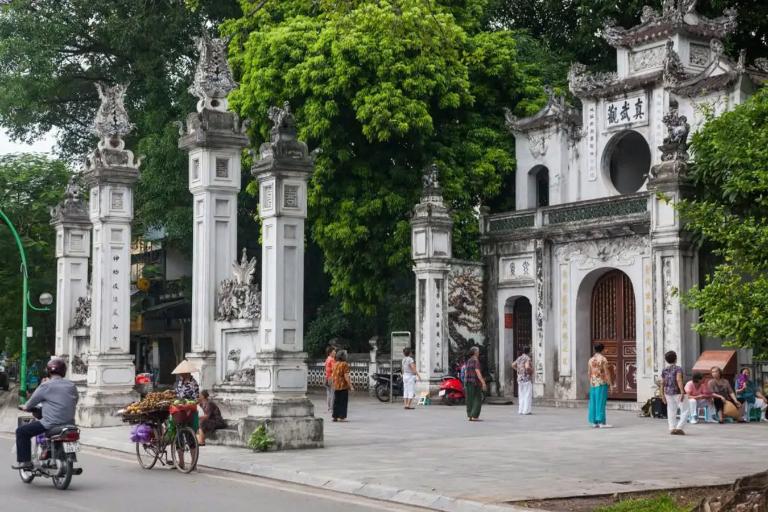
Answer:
0;209;52;403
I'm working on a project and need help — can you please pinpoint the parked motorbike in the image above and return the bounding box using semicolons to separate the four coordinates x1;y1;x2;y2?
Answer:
17;408;82;490
373;371;403;402
438;375;465;405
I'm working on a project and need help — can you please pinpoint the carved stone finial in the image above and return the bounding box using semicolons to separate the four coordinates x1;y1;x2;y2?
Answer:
92;83;133;141
256;101;311;163
659;99;690;162
754;57;768;73
662;40;687;86
72;288;92;330
189;33;237;112
422;163;440;192
640;5;660;23
50;174;88;223
662;0;677;16
568;62;618;95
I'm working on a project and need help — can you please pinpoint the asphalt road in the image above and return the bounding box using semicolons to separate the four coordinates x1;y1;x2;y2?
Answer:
0;436;425;512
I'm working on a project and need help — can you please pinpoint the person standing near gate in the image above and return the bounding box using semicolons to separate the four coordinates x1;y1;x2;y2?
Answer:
512;346;533;415
588;343;614;428
465;346;486;421
324;345;336;413
661;350;688;435
401;347;421;409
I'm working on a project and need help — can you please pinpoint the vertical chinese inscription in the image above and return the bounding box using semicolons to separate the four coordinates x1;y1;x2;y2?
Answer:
110;253;121;348
284;184;299;208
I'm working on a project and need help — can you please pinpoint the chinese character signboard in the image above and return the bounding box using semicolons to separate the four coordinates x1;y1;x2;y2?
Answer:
605;93;647;130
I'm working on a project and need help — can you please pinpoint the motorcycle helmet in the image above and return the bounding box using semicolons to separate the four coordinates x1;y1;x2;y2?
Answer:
46;357;67;378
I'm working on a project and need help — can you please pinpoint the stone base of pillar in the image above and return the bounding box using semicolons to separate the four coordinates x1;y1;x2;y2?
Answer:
417;377;443;398
76;387;137;427
211;383;257;421
186;352;217;390
241;416;323;450
75;354;137;427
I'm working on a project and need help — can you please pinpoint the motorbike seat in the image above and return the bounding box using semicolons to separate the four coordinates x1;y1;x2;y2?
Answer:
45;425;77;438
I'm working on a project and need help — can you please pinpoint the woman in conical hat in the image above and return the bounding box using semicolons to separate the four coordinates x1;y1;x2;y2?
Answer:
172;360;200;400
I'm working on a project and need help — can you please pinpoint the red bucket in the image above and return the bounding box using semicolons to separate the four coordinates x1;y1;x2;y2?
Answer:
169;404;196;425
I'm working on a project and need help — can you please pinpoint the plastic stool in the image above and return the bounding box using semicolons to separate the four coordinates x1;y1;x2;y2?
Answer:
417;394;431;406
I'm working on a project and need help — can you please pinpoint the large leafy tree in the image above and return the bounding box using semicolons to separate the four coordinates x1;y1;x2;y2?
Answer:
677;88;768;357
225;0;554;316
491;0;768;70
0;0;241;252
0;154;71;361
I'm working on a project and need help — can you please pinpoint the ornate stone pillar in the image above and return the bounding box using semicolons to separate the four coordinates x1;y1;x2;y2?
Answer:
648;99;699;373
245;102;322;449
76;83;139;427
179;34;249;389
411;165;452;394
50;176;91;374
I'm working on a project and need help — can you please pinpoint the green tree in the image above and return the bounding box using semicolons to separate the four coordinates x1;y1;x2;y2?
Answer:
0;0;241;252
677;88;768;357
491;0;768;70
0;154;71;361
225;0;553;316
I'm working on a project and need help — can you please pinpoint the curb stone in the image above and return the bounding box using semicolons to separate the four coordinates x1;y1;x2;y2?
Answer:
66;434;540;512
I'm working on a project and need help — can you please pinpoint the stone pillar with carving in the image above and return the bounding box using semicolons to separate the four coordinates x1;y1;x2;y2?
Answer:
647;99;698;373
179;34;249;390
50;176;91;374
411;164;452;394
245;102;322;450
76;83;139;427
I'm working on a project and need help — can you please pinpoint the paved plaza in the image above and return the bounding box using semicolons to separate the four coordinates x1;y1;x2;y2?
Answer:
4;392;763;510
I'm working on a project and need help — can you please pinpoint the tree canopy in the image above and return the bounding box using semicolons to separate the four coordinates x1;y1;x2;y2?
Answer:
678;88;768;357
0;154;71;361
491;0;768;70
0;0;241;252
225;0;556;316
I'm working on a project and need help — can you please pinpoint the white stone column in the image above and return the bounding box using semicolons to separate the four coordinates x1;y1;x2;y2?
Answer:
411;165;453;393
76;83;139;427
244;102;322;450
50;176;91;372
180;35;248;389
648;101;699;374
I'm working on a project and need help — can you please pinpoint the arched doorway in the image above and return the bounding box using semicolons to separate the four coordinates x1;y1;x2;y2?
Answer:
504;296;533;397
591;270;636;400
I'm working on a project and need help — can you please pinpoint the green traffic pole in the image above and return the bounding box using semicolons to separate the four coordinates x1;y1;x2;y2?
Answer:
0;209;30;404
0;209;49;404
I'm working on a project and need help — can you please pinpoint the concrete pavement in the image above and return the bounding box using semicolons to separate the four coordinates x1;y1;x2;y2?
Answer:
2;392;764;511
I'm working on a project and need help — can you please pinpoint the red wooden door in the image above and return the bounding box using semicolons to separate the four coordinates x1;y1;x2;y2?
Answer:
591;270;637;400
512;298;532;397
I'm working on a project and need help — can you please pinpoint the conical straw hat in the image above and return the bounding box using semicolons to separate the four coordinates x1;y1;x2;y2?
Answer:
171;359;197;375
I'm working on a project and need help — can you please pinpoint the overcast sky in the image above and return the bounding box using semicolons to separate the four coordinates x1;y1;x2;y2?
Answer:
0;128;56;156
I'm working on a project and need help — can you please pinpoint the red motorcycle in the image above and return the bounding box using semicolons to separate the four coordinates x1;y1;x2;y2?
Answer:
438;375;465;405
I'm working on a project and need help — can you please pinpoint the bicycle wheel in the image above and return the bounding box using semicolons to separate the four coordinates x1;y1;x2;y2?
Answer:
135;425;161;470
171;426;198;474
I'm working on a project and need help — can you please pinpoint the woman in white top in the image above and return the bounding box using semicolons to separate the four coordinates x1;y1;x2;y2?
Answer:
402;347;421;409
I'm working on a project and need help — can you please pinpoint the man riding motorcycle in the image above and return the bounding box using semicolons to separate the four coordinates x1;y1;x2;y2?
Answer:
12;358;78;470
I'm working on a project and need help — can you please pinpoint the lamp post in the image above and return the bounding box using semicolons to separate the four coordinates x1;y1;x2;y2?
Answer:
0;209;52;403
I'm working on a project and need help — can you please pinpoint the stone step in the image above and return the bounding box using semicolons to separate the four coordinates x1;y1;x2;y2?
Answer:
535;398;641;412
205;427;243;447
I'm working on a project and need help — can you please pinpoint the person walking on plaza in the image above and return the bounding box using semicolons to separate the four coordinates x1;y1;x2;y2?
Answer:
402;347;421;409
587;343;614;428
332;350;354;422
511;346;533;415
465;346;486;421
661;350;688;435
324;345;336;412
